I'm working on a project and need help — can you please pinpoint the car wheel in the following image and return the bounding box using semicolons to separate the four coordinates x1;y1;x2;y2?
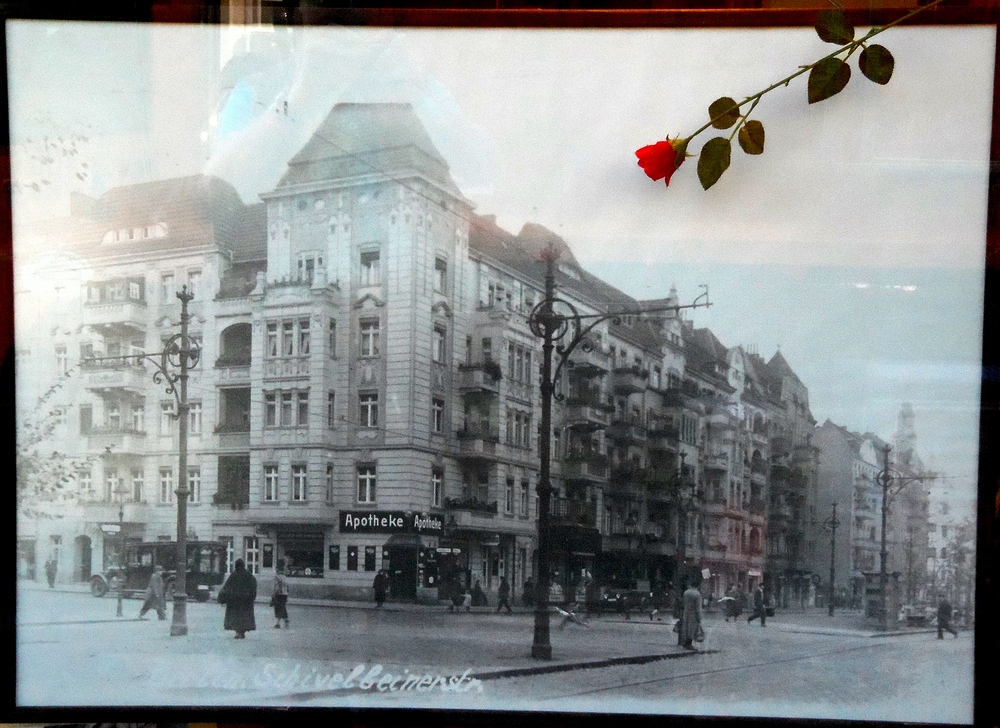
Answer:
90;577;108;598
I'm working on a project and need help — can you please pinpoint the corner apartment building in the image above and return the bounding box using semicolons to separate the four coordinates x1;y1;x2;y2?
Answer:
16;102;819;606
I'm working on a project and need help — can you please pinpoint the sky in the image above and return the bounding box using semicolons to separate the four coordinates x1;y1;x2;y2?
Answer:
7;20;993;516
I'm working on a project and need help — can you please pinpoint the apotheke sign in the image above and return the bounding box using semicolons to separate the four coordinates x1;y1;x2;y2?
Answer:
339;510;444;535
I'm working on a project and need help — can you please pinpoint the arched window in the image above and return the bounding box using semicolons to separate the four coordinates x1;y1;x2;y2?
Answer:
218;323;252;366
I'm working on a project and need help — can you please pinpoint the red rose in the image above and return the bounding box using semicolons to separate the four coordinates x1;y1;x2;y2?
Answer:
636;138;687;186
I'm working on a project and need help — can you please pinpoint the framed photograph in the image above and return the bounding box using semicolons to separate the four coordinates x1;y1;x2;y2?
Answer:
8;4;994;724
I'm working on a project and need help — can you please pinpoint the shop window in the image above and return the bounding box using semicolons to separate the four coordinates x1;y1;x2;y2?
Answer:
347;546;359;571
329;545;340;570
364;546;377;571
244;536;260;575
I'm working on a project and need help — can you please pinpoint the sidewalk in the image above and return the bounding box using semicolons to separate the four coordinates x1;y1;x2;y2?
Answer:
16;580;951;638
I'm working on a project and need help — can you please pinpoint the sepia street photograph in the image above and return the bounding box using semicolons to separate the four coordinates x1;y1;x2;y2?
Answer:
9;16;986;722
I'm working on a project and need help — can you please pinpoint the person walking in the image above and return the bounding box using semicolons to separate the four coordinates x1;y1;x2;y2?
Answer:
585;578;603;619
522;577;534;608
937;595;958;639
217;558;257;639
373;569;389;608
496;576;513;613
471;579;487;607
44;558;56;588
722;584;741;622
678;577;703;650
747;584;767;627
271;559;290;629
139;565;167;620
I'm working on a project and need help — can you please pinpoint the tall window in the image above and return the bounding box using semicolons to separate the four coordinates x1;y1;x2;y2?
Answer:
131;469;144;503
432;468;443;508
328;392;336;429
106;403;120;430
188;467;201;502
360;320;380;357
328;319;337;358
189;401;202;434
360;251;381;285
265;392;277;426
326;464;335;502
281;392;293;426
359;393;379;428
264;464;279;502
55;345;68;375
432;398;445;433
79;469;93;495
160;402;174;435
244;536;260;575
505;478;514;514
159;468;173;503
104;469;119;502
432;326;446;363
283;322;295;356
297;391;309;426
161;273;174;303
520;481;529;516
292;465;308;502
267;323;279;357
482;337;492;362
131;403;145;431
434;257;447;293
357;465;377;503
186;270;201;299
298;319;310;355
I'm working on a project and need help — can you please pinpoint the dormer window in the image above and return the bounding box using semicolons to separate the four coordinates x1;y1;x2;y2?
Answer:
101;223;167;245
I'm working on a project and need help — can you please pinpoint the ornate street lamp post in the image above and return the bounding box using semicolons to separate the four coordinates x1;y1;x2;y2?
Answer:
824;501;840;617
86;286;199;635
526;248;709;659
875;445;931;631
113;478;129;618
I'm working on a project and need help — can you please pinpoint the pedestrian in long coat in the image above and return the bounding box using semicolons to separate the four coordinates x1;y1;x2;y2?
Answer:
496;576;513;613
678;578;703;650
271;559;289;629
218;558;257;638
937;595;958;638
373;569;389;608
44;559;56;588
747;585;766;626
139;565;167;620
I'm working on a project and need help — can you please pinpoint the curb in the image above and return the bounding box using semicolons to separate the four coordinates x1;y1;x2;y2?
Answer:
474;648;715;681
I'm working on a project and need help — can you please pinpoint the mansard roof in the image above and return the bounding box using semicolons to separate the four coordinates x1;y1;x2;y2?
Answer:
275;103;466;199
59;174;251;258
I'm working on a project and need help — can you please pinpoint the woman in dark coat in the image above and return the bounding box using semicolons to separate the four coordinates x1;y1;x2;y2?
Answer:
678;576;703;650
373;569;389;608
218;558;257;638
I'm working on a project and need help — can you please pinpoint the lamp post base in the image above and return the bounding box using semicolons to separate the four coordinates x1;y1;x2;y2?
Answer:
170;594;188;636
531;643;552;660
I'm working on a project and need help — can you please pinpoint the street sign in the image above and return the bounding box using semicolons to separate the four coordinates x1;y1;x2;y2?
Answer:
101;524;121;534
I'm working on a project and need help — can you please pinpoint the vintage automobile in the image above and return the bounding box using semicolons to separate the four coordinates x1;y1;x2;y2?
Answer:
599;587;655;614
90;540;228;602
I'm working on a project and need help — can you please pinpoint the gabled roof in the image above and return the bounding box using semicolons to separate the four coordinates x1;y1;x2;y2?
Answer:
767;349;804;387
275;103;465;199
466;215;664;353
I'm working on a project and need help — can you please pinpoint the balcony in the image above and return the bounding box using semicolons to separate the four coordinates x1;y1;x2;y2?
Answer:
215;356;251;383
444;497;498;515
607;418;648;445
704;453;729;472
263;356;310;379
458;362;502;395
563;453;609;482
563;399;610;431
647;425;679;452
444;498;498;532
567;343;610;376
212;490;249;510
456;425;500;462
83;299;147;334
81;360;148;394
551;500;597;528
86;426;147;454
610;366;647;395
749;498;767;516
